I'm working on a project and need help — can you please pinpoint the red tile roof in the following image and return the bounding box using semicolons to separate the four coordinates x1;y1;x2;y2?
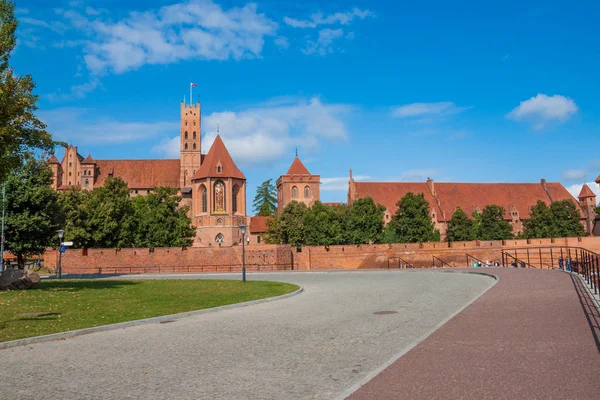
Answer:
94;159;180;189
81;155;95;164
286;156;310;175
578;184;596;198
58;184;81;190
47;155;60;164
596;175;600;184
354;182;443;221
192;135;245;180
250;216;272;233
354;181;582;222
323;202;341;207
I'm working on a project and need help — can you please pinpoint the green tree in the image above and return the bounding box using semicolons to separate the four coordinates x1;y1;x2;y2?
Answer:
3;159;61;267
547;200;585;237
253;179;277;216
446;206;475;242
522;201;551;239
382;222;400;244
57;187;92;248
595;205;600;215
128;187;195;248
479;204;513;240
265;201;308;247
388;192;439;243
344;197;385;244
304;201;344;245
0;1;55;183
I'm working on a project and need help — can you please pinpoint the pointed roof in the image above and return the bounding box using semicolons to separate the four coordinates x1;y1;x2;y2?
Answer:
286;156;310;175
596;175;600;184
578;184;596;198
192;135;245;180
81;155;95;164
47;155;60;164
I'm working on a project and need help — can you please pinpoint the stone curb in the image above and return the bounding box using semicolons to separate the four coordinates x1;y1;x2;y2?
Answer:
562;270;600;309
0;286;304;351
334;269;499;400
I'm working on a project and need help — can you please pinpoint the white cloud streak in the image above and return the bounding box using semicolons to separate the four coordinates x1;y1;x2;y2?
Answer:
284;8;374;28
391;102;470;118
507;93;578;129
566;182;600;203
302;28;344;56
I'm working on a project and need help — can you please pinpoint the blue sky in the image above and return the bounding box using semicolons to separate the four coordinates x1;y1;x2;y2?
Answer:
12;0;600;207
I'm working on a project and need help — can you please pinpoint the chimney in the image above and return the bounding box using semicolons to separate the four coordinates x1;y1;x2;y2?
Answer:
427;177;435;196
540;178;547;190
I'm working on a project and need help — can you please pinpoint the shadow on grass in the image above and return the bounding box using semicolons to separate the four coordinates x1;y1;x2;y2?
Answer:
35;280;140;292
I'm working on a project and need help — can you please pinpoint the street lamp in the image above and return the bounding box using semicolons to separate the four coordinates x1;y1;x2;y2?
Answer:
0;182;5;273
240;224;246;283
57;229;65;279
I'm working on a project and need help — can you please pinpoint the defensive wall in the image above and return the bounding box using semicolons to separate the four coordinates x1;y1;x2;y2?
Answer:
43;236;600;275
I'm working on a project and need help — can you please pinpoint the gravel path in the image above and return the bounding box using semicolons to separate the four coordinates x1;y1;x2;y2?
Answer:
0;271;493;400
348;268;600;400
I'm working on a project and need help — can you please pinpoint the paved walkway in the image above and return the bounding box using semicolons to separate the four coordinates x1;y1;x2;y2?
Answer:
348;268;600;400
0;271;493;400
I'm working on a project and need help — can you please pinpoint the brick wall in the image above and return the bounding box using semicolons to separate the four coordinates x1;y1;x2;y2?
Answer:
43;236;600;274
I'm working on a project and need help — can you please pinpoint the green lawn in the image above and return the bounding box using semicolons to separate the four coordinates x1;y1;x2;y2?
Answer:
0;279;298;342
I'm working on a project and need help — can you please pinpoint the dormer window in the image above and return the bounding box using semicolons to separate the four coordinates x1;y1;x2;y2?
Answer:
217;166;222;173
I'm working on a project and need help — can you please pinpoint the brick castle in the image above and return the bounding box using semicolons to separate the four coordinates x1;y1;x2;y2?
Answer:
49;99;599;245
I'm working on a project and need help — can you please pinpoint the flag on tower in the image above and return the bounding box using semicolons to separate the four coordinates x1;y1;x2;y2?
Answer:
190;83;198;87
189;83;198;106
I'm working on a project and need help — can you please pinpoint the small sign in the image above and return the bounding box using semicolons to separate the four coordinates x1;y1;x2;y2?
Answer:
59;245;67;254
62;241;74;246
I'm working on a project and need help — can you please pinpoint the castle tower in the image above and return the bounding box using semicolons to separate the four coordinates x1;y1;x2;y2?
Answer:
578;184;597;235
276;153;320;212
80;155;96;190
61;145;82;187
47;154;62;190
180;102;202;188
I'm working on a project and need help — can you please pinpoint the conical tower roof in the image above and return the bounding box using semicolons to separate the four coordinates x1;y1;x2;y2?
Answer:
287;155;310;175
578;184;596;199
192;135;245;180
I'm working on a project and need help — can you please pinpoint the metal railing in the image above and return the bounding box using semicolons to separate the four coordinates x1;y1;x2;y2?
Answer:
432;255;452;268
503;246;599;296
387;257;415;269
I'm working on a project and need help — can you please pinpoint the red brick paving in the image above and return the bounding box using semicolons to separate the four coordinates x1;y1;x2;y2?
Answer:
349;268;600;400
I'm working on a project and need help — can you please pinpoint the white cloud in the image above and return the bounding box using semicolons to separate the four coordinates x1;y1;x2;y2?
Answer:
321;175;370;191
19;17;68;33
566;182;599;203
302;28;344;56
46;79;100;102
58;0;278;75
38;108;178;144
274;36;289;50
507;93;578;129
153;97;351;166
391;102;470;118
562;169;586;182
284;8;374;29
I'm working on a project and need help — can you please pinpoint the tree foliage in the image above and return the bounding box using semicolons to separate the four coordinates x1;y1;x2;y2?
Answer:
522;200;585;238
0;1;55;184
253;179;277;216
59;177;195;248
446;206;475;242
265;201;308;247
2;159;61;267
304;201;344;246
343;197;386;244
388;192;439;243
477;204;513;240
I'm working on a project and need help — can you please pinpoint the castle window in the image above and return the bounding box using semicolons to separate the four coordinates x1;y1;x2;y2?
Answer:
304;186;309;198
292;186;298;198
185;131;188;139
201;185;207;213
232;185;239;213
217;166;222;173
185;121;188;126
257;236;261;244
193;131;196;139
217;218;223;225
185;143;188;150
215;233;224;244
69;162;72;167
193;121;196;126
69;172;72;177
193;143;196;150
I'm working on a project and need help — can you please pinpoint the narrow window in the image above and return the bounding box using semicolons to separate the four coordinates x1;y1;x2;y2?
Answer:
232;186;238;213
292;186;298;198
304;186;309;198
193;131;196;139
201;186;207;213
185;131;188;139
257;236;261;244
185;143;188;150
193;143;197;150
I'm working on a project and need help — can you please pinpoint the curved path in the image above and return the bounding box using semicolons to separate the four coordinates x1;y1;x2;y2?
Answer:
348;268;600;399
0;271;493;400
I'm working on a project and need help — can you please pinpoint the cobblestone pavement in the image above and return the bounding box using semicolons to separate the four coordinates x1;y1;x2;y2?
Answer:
0;271;493;400
348;268;600;400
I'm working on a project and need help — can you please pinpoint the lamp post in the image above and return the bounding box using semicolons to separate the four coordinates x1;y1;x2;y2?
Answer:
240;224;246;283
57;229;65;279
1;182;5;273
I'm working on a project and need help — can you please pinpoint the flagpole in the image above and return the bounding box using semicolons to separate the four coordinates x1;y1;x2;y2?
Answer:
190;83;192;107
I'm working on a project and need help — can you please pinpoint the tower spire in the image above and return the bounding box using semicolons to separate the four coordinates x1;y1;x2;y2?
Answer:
295;148;298;157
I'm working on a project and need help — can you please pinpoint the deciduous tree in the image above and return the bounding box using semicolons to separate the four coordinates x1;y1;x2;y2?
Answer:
265;201;308;247
478;204;513;240
446;206;475;242
344;197;385;244
304;201;344;246
389;192;439;243
0;1;55;183
3;159;61;267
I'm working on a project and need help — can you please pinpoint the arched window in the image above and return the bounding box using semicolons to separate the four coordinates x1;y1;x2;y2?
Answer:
193;131;196;139
85;179;89;186
69;171;72;177
215;233;224;243
304;186;309;198
292;186;298;198
214;181;225;212
232;185;239;213
185;121;188;126
193;143;196;150
185;131;188;139
185;143;188;150
201;185;207;213
217;218;223;225
193;121;196;126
